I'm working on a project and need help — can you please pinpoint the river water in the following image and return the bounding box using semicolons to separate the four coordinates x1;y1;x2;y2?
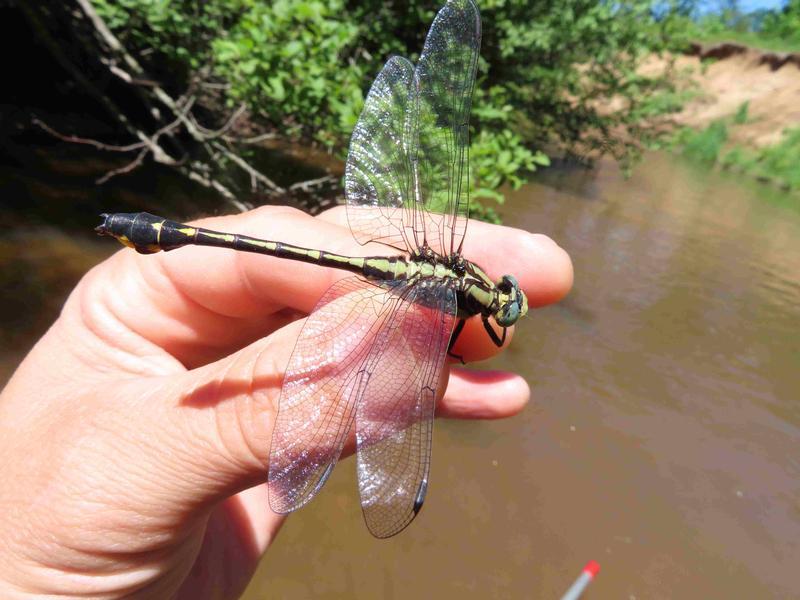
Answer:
1;151;797;598
243;153;799;599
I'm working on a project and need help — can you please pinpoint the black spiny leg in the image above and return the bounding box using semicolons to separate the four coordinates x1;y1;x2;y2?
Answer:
448;318;467;364
482;315;507;347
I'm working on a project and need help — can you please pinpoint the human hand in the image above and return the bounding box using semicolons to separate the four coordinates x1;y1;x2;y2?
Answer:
0;206;572;599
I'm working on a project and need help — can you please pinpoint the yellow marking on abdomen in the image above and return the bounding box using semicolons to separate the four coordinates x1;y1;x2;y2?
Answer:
203;232;236;243
243;239;276;249
151;221;163;244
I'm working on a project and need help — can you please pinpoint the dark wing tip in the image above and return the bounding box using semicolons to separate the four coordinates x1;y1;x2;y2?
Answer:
413;478;428;515
365;477;430;539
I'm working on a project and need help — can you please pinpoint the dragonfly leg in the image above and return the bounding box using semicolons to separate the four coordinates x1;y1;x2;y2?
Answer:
482;315;506;347
447;318;467;364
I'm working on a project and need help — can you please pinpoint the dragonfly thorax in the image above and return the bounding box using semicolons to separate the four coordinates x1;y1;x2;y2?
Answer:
450;258;528;330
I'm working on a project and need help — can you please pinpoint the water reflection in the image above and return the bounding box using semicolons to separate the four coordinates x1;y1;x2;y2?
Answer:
490;153;799;598
0;228;113;382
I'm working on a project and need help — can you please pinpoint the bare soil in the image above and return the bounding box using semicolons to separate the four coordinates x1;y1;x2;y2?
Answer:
643;42;800;148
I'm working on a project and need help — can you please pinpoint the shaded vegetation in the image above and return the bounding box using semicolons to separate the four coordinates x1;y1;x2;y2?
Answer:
673;119;729;165
646;1;800;195
86;0;693;212
19;1;795;211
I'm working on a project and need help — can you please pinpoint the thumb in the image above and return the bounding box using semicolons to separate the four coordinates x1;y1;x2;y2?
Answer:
0;315;298;595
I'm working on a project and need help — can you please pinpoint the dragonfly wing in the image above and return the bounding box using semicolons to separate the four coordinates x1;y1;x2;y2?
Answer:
268;277;403;513
415;0;481;256
345;55;419;254
355;278;457;538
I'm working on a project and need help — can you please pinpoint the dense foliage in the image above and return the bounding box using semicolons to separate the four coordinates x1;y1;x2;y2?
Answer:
690;0;800;52
91;0;692;209
760;0;800;47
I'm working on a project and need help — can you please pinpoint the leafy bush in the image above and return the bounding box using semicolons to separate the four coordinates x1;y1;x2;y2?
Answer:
688;0;800;52
213;1;364;145
91;0;692;208
678;120;729;164
723;128;800;191
760;0;800;47
91;0;250;77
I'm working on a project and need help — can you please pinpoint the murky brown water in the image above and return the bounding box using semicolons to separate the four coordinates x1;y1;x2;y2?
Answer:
2;151;797;598
242;153;799;599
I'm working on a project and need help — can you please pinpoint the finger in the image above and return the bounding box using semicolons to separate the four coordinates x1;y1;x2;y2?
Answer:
87;204;571;369
464;222;574;308
438;368;530;419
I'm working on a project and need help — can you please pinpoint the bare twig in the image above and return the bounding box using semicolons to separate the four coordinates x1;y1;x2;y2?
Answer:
185;166;250;212
97;148;149;184
191;104;247;139
200;81;231;91
289;174;337;193
77;0;285;196
26;1;293;210
106;63;160;87
148;95;196;145
32;118;146;152
211;141;286;194
227;131;279;145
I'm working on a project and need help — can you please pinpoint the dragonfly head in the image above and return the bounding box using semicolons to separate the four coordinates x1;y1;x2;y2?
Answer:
494;275;528;327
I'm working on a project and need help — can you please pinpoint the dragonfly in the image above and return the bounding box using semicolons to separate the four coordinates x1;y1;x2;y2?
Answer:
96;0;528;538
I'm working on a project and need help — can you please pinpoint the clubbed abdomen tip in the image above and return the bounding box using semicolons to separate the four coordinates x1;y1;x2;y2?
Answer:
95;213;111;236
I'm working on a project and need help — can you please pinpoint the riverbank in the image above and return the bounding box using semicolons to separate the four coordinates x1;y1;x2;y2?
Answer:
640;42;800;192
667;43;800;148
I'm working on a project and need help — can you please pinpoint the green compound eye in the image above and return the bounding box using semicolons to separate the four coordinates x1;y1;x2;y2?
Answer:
498;274;519;294
496;301;521;327
495;275;524;327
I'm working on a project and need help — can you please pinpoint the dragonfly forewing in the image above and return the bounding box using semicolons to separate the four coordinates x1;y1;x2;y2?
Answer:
355;279;457;538
345;0;481;259
415;0;481;256
345;56;419;254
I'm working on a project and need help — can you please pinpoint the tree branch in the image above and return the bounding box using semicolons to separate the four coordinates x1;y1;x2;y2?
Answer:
27;0;294;209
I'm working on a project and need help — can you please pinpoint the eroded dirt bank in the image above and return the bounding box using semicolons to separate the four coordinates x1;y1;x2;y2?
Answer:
644;42;800;148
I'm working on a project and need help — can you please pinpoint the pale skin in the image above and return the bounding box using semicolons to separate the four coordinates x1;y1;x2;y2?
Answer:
0;205;573;599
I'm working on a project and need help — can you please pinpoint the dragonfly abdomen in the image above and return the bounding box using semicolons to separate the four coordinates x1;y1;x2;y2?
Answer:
96;212;374;276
